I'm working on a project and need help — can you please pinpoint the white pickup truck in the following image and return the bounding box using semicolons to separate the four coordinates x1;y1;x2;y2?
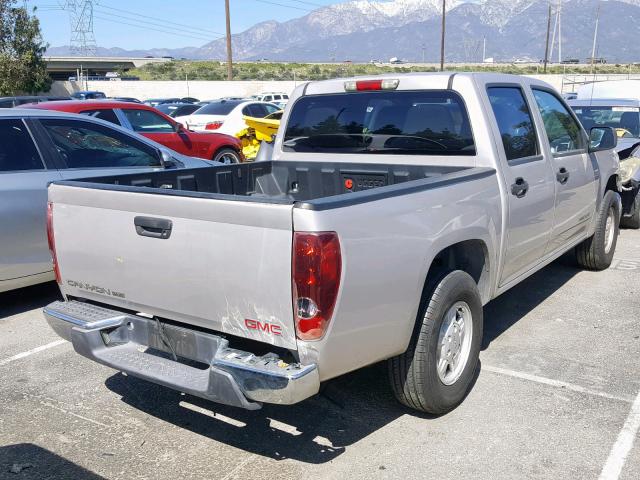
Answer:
44;73;621;414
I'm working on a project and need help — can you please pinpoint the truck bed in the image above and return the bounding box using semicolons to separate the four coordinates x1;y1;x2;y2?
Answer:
57;160;493;211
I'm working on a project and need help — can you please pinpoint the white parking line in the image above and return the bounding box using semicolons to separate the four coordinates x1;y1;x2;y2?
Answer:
0;339;66;366
484;365;635;403
599;390;640;480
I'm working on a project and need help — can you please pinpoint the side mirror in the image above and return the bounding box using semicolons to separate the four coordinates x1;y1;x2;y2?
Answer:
174;122;185;133
589;126;617;153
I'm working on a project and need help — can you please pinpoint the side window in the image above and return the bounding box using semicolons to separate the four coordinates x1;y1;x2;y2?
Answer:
264;96;273;102
264;104;280;115
39;118;161;169
487;87;539;161
122;109;175;133
244;104;266;117
80;109;121;126
532;89;585;154
0;119;44;172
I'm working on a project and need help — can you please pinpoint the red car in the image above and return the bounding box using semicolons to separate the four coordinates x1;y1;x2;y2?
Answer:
22;100;244;164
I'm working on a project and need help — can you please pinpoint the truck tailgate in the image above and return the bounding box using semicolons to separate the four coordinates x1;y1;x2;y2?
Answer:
49;183;297;350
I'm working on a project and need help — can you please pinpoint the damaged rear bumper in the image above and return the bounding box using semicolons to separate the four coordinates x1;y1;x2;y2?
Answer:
44;300;319;410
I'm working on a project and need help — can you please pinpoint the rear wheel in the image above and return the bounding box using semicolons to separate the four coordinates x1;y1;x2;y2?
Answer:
388;270;483;415
576;190;621;270
213;148;241;164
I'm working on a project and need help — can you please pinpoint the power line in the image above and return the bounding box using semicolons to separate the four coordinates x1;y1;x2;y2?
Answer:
93;8;223;40
92;15;220;43
95;3;226;37
251;0;312;12
289;0;325;7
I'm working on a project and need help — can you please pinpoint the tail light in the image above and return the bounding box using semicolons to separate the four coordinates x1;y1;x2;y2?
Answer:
292;232;341;341
46;202;61;284
205;121;223;130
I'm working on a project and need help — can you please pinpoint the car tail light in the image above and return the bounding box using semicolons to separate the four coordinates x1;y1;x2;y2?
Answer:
344;79;399;92
205;121;223;130
46;202;61;284
292;232;341;341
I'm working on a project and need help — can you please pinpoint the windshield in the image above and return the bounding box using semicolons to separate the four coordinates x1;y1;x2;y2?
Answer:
572;106;640;138
283;91;475;155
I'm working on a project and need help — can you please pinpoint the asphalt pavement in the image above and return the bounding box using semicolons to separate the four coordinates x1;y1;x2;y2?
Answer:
1;230;639;480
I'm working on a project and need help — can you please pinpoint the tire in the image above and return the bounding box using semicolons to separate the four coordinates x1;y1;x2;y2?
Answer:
388;270;483;415
213;148;241;164
620;191;640;229
576;190;621;270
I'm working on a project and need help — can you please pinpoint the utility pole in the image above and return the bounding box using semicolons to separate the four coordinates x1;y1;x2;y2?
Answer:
421;43;426;64
590;3;600;74
557;0;562;64
225;0;233;80
543;3;551;73
440;0;446;71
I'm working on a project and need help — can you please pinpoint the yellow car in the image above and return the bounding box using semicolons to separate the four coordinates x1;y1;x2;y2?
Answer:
235;111;282;160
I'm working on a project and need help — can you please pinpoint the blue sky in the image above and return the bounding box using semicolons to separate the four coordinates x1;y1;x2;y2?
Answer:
27;0;346;49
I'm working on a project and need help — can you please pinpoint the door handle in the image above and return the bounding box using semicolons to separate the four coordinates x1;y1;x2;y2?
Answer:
134;216;173;239
511;177;529;198
556;167;570;185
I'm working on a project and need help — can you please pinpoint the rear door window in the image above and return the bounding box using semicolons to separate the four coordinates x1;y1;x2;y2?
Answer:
0;119;44;172
80;108;121;126
122;109;175;133
283;90;475;155
264;104;280;115
39;118;161;169
487;87;539;161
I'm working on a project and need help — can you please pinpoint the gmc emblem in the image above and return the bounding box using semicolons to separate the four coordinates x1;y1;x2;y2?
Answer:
244;318;282;336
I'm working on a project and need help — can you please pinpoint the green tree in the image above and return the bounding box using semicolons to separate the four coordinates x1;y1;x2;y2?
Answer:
0;0;50;95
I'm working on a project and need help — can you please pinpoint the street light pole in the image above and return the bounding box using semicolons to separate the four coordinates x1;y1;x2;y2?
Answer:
440;0;446;71
225;0;233;81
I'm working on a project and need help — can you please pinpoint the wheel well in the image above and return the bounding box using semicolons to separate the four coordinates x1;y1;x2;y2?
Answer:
425;240;490;300
212;146;240;160
605;174;618;193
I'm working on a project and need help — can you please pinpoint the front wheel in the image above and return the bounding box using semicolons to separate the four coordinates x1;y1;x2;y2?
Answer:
621;191;640;229
576;190;621;270
388;270;483;415
213;148;241;165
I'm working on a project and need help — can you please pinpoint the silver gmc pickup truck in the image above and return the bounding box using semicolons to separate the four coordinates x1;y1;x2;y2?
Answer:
44;73;621;414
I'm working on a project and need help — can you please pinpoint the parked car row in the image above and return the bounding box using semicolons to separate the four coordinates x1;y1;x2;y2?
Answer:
23;100;244;164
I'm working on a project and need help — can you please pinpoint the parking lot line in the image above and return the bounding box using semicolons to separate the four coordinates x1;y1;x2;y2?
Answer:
0;339;66;367
598;390;640;480
484;365;634;403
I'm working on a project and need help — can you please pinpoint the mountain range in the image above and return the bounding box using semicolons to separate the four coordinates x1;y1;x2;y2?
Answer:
46;0;640;63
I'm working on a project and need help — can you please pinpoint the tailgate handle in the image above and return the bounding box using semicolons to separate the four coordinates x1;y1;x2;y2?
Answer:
134;216;173;239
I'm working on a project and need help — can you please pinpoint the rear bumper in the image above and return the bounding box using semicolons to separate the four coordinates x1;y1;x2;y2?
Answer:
44;300;319;409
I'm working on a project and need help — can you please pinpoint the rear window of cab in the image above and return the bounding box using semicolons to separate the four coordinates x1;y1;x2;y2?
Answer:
283;91;475;156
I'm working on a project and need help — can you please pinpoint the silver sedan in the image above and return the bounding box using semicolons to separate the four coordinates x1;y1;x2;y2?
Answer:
0;109;216;293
